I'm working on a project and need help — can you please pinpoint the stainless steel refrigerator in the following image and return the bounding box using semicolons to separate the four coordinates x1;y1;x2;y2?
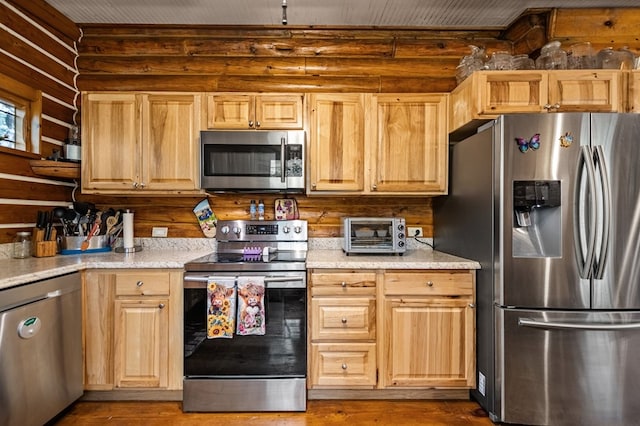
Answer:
435;113;640;425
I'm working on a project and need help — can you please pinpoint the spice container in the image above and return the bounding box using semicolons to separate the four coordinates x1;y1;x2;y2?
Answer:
13;231;32;258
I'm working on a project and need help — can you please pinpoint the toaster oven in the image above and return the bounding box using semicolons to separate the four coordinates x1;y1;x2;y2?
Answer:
342;217;406;255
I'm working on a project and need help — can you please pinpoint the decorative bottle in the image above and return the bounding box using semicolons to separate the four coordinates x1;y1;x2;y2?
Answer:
258;200;265;221
250;200;257;220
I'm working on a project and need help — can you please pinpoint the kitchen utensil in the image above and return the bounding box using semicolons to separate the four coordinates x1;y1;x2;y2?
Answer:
81;212;101;251
106;210;121;235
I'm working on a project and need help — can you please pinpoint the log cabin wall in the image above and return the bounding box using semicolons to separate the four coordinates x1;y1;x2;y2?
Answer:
0;0;81;243
3;6;639;242
74;21;525;239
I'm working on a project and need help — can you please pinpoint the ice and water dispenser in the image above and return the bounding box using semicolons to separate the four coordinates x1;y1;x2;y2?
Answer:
512;180;561;257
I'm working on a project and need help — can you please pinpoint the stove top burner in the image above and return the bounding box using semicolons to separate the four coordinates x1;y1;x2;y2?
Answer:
184;219;308;273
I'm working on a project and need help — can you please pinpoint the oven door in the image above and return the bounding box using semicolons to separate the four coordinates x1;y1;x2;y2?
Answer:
183;271;306;378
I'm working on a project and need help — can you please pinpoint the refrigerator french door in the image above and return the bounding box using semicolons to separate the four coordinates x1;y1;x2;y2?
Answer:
436;113;640;426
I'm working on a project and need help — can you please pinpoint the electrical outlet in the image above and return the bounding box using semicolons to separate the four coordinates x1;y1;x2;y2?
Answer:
152;227;168;238
408;226;423;237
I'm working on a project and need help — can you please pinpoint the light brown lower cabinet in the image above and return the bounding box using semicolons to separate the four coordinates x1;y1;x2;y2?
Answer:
83;269;183;391
308;269;476;393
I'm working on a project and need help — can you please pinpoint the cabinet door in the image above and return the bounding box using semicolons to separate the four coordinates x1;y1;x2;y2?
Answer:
475;71;547;114
256;94;304;129
308;93;366;192
82;93;140;191
631;71;640;113
141;94;200;191
548;70;625;112
382;297;475;388
114;298;169;388
83;271;116;390
206;94;254;129
371;94;448;194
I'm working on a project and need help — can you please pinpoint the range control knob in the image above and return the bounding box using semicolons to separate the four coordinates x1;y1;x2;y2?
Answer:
232;226;242;237
282;226;291;234
397;224;405;231
220;225;230;235
294;226;302;234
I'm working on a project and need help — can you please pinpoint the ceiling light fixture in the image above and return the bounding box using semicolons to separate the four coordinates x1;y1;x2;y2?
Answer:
282;0;288;25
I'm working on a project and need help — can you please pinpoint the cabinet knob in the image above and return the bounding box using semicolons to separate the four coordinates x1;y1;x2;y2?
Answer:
469;303;475;308
139;182;145;188
158;303;165;309
341;281;347;288
132;182;138;188
248;120;254;128
311;183;316;189
426;281;434;287
341;317;348;324
256;121;261;128
372;184;377;191
136;281;144;287
341;363;348;370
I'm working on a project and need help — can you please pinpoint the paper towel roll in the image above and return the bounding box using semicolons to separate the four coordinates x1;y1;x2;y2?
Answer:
123;210;134;249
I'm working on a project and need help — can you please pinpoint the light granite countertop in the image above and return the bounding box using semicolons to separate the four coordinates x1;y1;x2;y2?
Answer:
0;237;479;291
0;248;214;291
306;249;480;270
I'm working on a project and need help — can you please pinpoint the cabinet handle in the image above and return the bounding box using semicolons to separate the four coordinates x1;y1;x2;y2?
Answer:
136;281;144;287
158;303;165;309
426;281;434;287
341;363;348;370
248;120;254;128
544;103;561;111
341;317;348;324
341;281;347;288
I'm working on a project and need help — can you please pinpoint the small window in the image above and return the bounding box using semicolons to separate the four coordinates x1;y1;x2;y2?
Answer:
0;73;42;154
0;98;25;150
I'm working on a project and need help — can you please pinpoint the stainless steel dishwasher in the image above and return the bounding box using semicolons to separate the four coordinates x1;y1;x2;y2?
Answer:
0;272;83;426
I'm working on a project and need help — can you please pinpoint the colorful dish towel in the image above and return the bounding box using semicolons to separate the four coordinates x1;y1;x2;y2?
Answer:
207;277;236;339
236;276;266;336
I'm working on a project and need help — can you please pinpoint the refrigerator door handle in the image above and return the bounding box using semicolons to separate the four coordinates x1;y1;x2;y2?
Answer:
593;145;611;279
573;146;598;279
519;317;640;331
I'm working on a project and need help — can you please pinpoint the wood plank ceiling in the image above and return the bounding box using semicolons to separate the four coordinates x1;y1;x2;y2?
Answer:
44;0;640;28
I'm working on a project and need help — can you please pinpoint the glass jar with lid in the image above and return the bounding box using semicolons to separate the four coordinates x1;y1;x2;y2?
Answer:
13;231;32;258
536;41;568;70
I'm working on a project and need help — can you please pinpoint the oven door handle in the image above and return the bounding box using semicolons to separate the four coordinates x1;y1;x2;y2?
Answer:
183;275;306;289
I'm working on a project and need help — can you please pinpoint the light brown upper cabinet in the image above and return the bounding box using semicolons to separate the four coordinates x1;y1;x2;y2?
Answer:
450;70;626;134
308;93;367;192
206;93;304;130
82;92;202;194
370;94;448;195
308;93;448;196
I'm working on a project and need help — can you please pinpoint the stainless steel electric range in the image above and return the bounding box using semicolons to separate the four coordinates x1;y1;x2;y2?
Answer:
182;219;307;412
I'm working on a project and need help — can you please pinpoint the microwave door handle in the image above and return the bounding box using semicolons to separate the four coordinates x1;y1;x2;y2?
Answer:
280;137;286;183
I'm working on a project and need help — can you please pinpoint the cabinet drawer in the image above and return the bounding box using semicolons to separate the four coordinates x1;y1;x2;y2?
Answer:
115;272;171;296
310;272;376;296
311;298;375;340
384;271;473;296
310;342;376;388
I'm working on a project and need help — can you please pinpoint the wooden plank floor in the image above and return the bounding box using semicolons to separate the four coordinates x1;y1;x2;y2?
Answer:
53;400;492;425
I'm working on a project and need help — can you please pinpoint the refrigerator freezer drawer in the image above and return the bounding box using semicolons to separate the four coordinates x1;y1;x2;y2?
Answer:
499;308;640;426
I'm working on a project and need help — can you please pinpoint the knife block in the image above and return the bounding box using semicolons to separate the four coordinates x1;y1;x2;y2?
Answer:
32;228;58;257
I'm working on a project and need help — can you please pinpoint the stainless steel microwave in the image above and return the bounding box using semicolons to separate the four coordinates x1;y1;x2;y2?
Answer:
342;217;407;255
200;130;305;192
